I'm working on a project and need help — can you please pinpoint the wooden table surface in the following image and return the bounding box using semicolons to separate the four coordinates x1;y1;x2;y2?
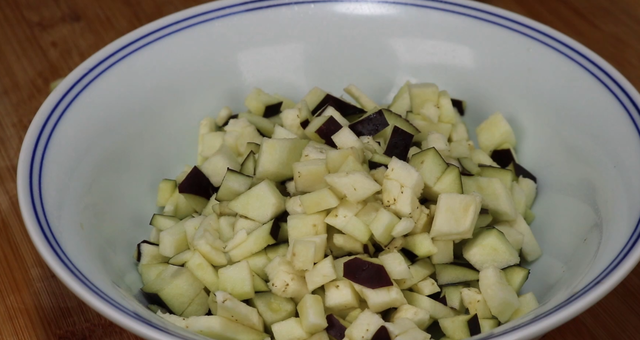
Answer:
2;0;639;339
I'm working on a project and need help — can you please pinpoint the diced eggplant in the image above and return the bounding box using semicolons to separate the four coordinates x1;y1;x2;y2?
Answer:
467;313;481;336
428;292;448;305
250;292;296;327
514;162;537;183
369;153;391;171
479;165;516;190
149;214;180;231
479;266;520;323
244;88;281;117
297;294;328;334
220;113;239;127
216;169;253;201
490;148;516;168
326;314;347;340
345;309;385;340
178;166;217;199
441;285;465;310
324;279;359;310
157;179;177;207
344;84;379;111
136;240;165;263
451;98;466;115
349;110;389;137
439;314;473;339
371;326;392;340
269;221;282;242
140;290;173;314
435;264;480;285
240;151;256;176
462;228;520;271
343;257;393;289
312;94;366;117
238;112;276;137
263;101;283;118
315;115;343;148
400;248;418;262
503;265;531;294
384;126;414;161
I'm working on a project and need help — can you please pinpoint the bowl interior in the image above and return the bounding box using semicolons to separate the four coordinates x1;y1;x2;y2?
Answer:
21;0;640;339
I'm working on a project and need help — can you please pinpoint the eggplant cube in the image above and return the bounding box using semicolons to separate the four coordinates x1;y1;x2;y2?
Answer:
183;315;268;340
476;112;516;153
344;309;385;340
216;290;264;331
251;292;296;327
325;171;382;203
369;208;400;246
403;233;438;259
292;159;329;193
271;317;311;340
269;270;309;300
479;266;520;322
389;304;431;330
200;145;242;187
332;127;365;150
439;315;473;340
509;292;540;321
384;157;424;194
381;179;420;218
360;285;407;313
299;188;341;214
255;137;309;182
509;214;543;262
378;251;412;280
228;179;285;223
430;193;482;241
462;228;520;271
297;294;328;334
244;88;281;117
383;126;414;161
287;212;328;242
289;239;316;271
324;279;360;311
185;251;219;292
218;260;255;301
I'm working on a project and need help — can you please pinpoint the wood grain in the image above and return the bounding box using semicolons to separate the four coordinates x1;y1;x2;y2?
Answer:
1;0;639;339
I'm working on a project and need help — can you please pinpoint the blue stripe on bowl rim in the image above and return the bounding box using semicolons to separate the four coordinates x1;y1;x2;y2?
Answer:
24;0;640;338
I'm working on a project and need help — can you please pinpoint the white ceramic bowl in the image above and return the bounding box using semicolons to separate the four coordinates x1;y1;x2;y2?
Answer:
17;0;640;339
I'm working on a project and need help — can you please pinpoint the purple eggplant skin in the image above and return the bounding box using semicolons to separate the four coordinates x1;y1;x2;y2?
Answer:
136;240;159;262
401;248;419;263
371;326;391;340
140;290;174;315
343;257;393;289
220;114;239;127
349;110;389;137
312;94;366;117
383;126;414;161
178;166;217;199
315;115;343;148
263;102;283;118
467;313;482;336
490;148;516;168
326;314;347;340
269;220;282;241
514;162;537;183
451;98;466;115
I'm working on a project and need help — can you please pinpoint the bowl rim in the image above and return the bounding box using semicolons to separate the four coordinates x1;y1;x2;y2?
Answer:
16;0;640;339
